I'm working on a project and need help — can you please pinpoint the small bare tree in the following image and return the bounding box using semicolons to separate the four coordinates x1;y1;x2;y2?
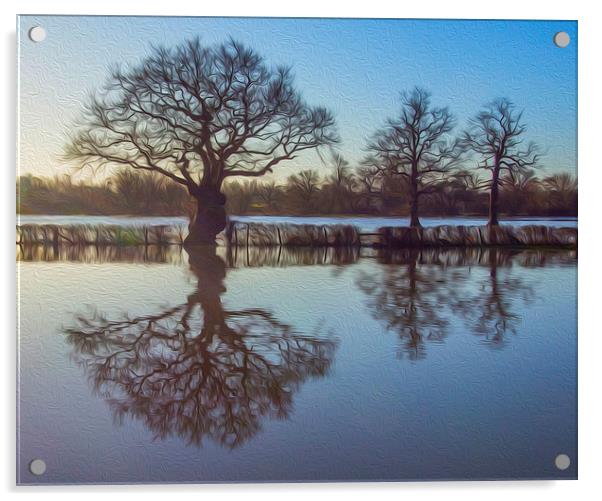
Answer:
65;38;337;244
324;154;357;213
543;173;577;214
365;88;461;227
355;164;384;213
461;99;539;226
256;181;282;212
287;169;321;211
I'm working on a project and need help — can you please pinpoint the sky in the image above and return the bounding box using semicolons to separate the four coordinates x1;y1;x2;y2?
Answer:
18;16;577;182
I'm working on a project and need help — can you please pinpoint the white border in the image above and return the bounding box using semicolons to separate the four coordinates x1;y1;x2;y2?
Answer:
3;1;601;499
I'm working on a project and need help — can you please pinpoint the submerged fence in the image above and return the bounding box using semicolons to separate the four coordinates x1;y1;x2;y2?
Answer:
16;221;577;249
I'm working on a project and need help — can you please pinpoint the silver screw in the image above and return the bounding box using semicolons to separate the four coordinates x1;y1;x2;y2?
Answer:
29;459;47;476
28;26;47;43
555;454;571;471
553;32;570;48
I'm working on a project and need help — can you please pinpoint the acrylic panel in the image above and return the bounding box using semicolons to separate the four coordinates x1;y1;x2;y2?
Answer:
16;16;578;484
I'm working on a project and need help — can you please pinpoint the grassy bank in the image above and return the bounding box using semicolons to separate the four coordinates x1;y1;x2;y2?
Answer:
17;222;577;249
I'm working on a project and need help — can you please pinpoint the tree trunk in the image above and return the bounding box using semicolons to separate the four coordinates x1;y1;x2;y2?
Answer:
186;245;227;330
185;189;227;246
409;165;421;228
488;167;500;226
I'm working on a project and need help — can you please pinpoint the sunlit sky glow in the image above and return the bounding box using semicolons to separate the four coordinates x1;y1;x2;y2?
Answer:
18;16;577;182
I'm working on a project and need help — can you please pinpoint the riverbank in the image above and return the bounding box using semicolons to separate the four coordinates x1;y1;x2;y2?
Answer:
16;221;578;249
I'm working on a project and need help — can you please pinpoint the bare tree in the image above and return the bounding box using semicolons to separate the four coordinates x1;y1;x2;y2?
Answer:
324;154;357;213
501;169;540;215
287;169;321;211
542;173;577;215
256;180;282;211
223;180;258;214
432;170;478;216
327;153;354;189
461;99;539;226
65;38;337;244
356;164;382;194
365;88;461;227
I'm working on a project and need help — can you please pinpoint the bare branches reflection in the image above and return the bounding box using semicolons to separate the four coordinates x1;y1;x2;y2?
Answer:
450;249;535;346
18;242;360;267
64;247;338;448
357;248;567;358
358;251;452;360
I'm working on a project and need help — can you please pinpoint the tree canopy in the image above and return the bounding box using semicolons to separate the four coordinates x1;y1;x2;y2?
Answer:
65;38;338;195
365;88;462;226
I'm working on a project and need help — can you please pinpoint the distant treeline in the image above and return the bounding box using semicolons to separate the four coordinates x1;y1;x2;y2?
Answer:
18;171;190;216
17;166;577;218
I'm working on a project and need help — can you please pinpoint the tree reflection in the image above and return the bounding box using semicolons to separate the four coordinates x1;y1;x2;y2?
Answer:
65;247;337;448
452;249;534;346
358;248;534;359
357;251;453;360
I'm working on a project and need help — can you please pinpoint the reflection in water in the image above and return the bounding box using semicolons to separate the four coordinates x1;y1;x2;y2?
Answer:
226;244;360;268
18;242;576;268
40;244;574;446
452;249;534;346
18;242;577;482
375;247;577;268
358;248;542;359
17;242;360;267
64;247;337;449
17;243;186;264
358;251;452;360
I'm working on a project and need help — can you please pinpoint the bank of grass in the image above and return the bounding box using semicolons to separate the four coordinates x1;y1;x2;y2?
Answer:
17;221;577;249
16;224;187;246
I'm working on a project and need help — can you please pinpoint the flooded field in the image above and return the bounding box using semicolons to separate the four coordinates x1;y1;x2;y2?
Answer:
17;245;577;483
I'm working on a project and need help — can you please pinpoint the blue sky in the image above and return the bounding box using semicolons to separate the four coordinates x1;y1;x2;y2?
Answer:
18;16;577;181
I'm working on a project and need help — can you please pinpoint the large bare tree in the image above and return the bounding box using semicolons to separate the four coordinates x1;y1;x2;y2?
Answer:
65;38;337;244
365;88;461;227
461;99;539;226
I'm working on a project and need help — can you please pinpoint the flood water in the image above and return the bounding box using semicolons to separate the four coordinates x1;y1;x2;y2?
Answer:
17;244;577;484
17;214;578;232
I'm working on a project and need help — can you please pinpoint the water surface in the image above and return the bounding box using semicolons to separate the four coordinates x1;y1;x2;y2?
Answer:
17;214;578;231
17;245;577;484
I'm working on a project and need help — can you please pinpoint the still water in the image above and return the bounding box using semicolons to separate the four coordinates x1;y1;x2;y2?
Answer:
17;245;577;484
17;214;578;231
